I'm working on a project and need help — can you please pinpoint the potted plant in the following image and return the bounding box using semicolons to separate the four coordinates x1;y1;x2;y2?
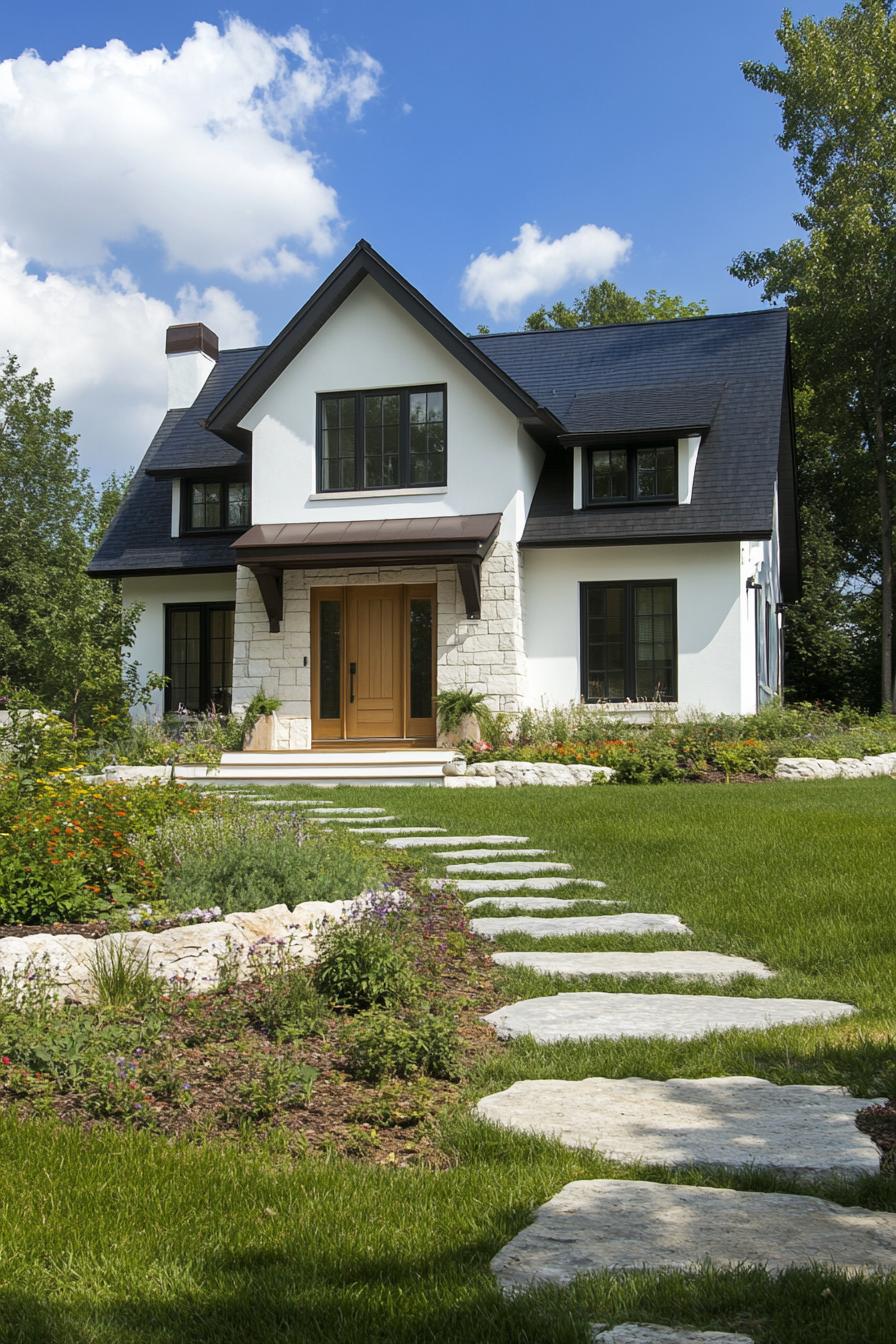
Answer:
435;689;489;748
241;690;283;752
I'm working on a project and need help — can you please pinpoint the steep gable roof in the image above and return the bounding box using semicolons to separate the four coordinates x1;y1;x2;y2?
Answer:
203;239;562;446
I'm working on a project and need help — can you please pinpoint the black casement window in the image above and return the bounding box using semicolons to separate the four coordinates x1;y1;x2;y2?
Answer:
586;443;677;505
164;604;235;713
581;581;677;702
317;385;446;492
183;480;250;532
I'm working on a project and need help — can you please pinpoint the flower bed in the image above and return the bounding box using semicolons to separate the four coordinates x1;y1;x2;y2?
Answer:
464;703;896;784
0;880;500;1164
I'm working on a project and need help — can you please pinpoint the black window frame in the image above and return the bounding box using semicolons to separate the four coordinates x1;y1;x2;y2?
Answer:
316;384;447;493
584;442;678;507
164;602;235;714
181;479;251;534
579;579;678;703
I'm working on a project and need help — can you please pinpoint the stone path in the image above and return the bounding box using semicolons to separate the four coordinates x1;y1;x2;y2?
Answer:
467;897;623;912
443;860;573;874
475;1076;885;1176
472;914;690;940
483;991;856;1043
382;834;531;848
440;876;608;894
229;791;885;1290
491;951;774;982
491;1180;896;1290
593;1330;754;1344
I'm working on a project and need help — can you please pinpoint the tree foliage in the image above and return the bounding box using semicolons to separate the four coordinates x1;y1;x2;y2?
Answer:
524;279;708;331
0;354;136;727
732;0;896;709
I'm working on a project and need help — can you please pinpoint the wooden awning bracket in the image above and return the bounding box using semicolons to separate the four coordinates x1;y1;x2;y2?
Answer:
252;566;283;633
457;558;482;620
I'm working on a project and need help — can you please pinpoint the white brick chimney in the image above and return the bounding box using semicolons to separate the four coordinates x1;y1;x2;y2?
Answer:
165;322;218;409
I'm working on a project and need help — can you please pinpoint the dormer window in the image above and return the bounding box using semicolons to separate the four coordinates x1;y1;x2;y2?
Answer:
317;385;446;493
586;443;676;506
183;480;250;532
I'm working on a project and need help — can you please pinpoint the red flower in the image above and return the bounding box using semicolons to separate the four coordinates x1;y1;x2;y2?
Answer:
1;1056;10;1066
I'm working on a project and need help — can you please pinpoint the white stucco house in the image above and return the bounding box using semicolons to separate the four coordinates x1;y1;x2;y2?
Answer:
90;241;799;751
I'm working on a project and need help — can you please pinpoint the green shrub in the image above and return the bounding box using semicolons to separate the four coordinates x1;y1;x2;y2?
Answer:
247;948;326;1042
313;918;420;1010
435;689;489;733
710;738;776;780
340;1006;460;1082
89;939;160;1009
613;741;682;784
148;806;385;914
238;1058;318;1120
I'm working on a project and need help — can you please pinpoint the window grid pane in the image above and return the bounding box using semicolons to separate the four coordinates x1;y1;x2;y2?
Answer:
190;482;222;529
321;396;357;491
583;582;675;702
226;482;250;528
409;390;445;485
363;393;401;488
590;448;628;502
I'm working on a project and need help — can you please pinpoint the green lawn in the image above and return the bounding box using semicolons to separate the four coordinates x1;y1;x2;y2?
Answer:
1;779;895;1343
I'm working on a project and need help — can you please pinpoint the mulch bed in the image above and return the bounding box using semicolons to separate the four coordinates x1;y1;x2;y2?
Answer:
856;1101;896;1166
0;873;506;1166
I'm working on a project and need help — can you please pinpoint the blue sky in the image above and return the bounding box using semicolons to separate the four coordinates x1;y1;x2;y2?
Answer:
0;1;814;473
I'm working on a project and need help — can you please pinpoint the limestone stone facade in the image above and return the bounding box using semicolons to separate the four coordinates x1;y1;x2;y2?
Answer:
231;541;526;748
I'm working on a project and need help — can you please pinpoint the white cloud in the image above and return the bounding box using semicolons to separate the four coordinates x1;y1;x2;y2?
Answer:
461;222;632;319
0;243;260;476
0;19;382;281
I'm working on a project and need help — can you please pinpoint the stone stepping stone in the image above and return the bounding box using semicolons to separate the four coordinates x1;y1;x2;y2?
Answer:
472;914;689;941
382;834;529;848
443;877;607;894
475;1076;885;1177
483;990;856;1043
593;1329;754;1344
350;825;446;835
305;807;386;815
444;861;573;874
434;848;553;860
468;897;623;912
491;1179;896;1290
491;951;774;983
325;815;398;824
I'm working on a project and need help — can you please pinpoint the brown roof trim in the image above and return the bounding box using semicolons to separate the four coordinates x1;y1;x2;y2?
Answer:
232;512;501;566
203;242;563;447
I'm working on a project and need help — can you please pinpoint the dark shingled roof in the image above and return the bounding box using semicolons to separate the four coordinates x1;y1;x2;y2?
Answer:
470;309;792;552
90;266;797;594
88;349;263;576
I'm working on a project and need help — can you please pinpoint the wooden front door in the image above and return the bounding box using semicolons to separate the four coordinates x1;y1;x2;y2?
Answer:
310;583;436;744
345;585;403;739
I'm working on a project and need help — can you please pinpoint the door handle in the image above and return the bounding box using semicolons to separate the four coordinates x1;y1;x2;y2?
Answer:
349;661;357;703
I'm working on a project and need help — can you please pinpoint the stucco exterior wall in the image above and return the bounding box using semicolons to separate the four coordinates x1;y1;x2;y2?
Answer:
522;541;746;716
240;277;543;543
122;572;237;718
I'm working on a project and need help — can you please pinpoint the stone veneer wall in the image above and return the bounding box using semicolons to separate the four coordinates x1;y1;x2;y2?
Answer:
231;541;526;748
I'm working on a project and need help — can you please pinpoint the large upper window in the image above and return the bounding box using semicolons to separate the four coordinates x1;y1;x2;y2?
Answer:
586;443;676;506
318;386;446;492
184;480;250;532
581;581;676;702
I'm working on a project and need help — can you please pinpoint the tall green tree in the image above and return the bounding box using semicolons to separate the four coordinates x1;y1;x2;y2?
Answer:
0;354;136;727
732;0;896;710
524;280;708;331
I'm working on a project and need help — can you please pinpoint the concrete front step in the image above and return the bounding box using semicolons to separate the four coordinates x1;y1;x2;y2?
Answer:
194;748;456;787
475;1076;885;1177
483;990;856;1043
491;1180;896;1290
491;951;774;982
